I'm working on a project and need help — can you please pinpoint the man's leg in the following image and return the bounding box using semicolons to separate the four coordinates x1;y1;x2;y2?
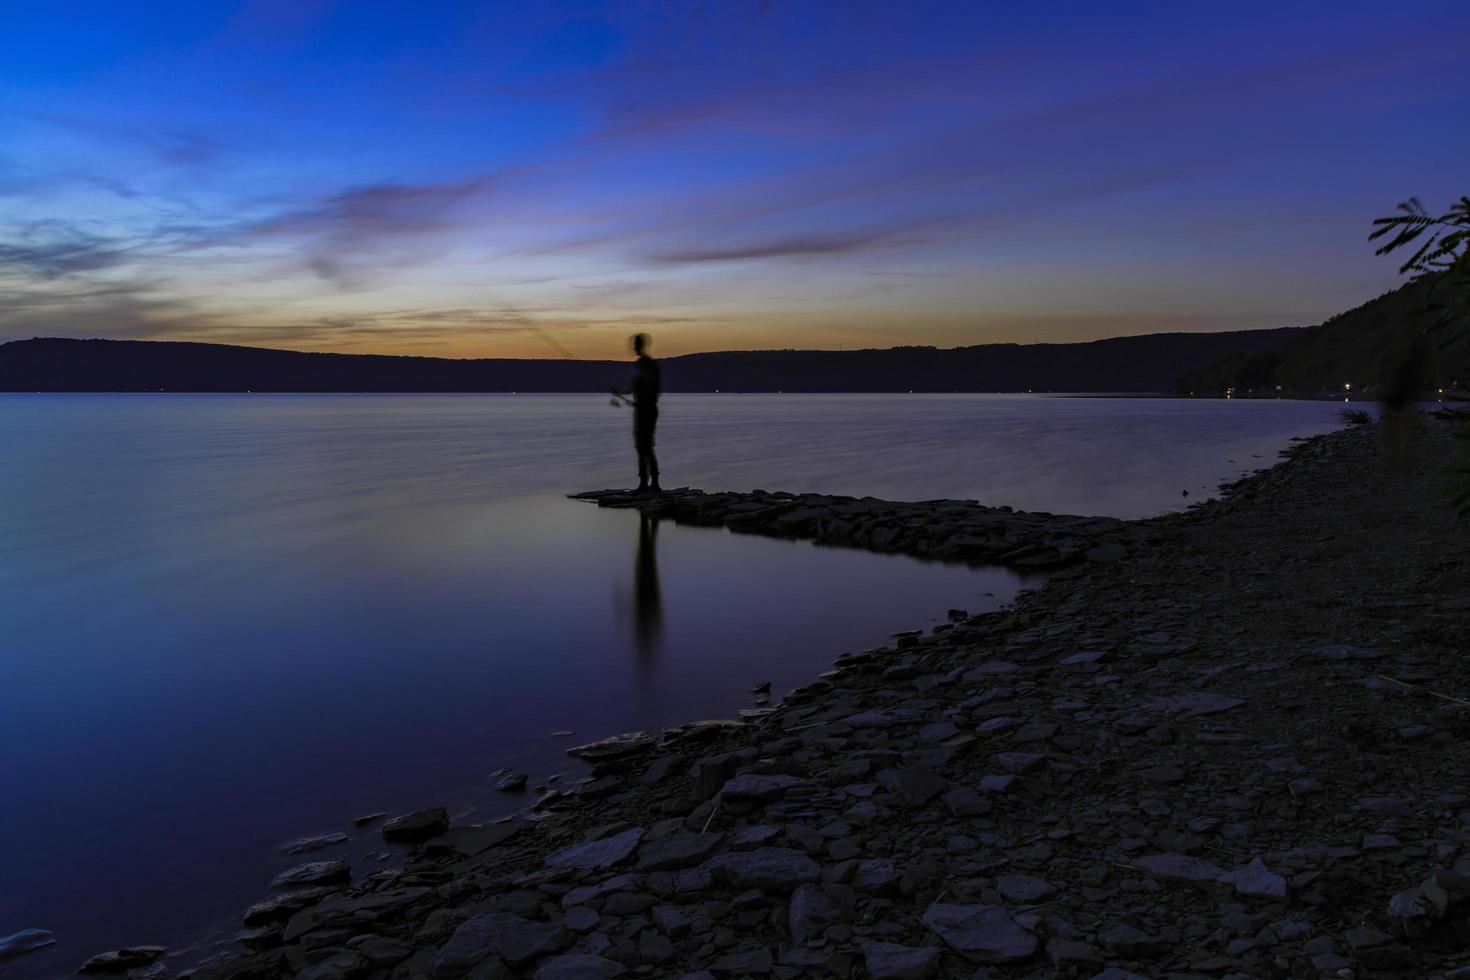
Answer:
635;410;651;490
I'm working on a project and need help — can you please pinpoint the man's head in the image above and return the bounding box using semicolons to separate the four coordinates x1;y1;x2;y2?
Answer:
632;333;650;357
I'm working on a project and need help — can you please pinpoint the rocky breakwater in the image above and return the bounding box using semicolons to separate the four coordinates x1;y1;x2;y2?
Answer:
568;488;1167;570
88;421;1470;980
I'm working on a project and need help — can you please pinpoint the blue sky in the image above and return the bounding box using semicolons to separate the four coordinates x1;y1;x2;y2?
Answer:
2;1;1468;357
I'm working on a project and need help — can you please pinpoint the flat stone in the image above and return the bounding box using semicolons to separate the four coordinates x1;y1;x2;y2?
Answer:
382;807;449;841
434;913;568;974
566;732;656;761
78;947;167;973
861;941;942;980
979;774;1020;793
1139;766;1186;785
271;860;350;889
1135;852;1224;882
1060;651;1108;665
921;903;1037;963
560;874;639;909
720;773;808;802
708;947;773;974
1221;857;1287;899
1086;542;1128;562
532;953;626;979
877;767;949;806
1098;923;1165;957
546;828;644;870
705;847;820;890
1046;938;1103;968
562;907;599;933
348;936;412;965
996;875;1057;903
1148;692;1245;717
0;930;56;963
492;769;528;791
996;752;1047;774
853;858;900;892
942;787;991;817
636;831;724;871
282;833;349;855
296;951;370;980
789;884;849;944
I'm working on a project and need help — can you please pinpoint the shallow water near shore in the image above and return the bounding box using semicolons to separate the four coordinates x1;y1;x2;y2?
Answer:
0;393;1347;973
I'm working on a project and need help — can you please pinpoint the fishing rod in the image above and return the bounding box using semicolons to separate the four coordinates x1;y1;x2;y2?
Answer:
488;300;632;407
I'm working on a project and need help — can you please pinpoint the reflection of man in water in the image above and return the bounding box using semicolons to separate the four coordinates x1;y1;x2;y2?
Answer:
622;333;661;493
633;512;663;656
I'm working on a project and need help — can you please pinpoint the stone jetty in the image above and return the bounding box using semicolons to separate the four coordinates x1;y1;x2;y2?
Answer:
90;421;1470;979
568;488;1162;570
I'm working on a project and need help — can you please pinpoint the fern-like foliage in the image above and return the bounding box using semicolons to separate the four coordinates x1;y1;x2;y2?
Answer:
1371;196;1469;510
1370;196;1470;341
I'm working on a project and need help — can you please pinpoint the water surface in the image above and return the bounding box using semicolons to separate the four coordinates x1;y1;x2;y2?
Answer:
0;393;1345;975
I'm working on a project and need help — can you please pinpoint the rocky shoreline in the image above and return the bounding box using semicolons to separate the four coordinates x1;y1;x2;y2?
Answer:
64;420;1470;979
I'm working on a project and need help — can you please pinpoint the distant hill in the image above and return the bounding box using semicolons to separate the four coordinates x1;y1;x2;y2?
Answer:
1177;279;1466;397
0;329;1302;393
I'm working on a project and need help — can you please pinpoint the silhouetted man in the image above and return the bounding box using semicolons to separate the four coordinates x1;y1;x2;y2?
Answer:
622;333;661;493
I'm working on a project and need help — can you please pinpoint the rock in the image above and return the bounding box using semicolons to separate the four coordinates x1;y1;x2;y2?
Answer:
788;884;849;944
1046;938;1103;968
636;831;724;871
566;732;656;761
562;908;599;933
243;887;340;927
532;953;627;979
492;769;528;791
282;833;349;855
1138;765;1186;785
996;752;1047;774
877;767;949;806
861;941;942;980
1098;923;1165;957
347;936;412;965
1147;692;1245;717
1134;852;1224;882
1221;857;1287;899
545;828;644;870
271;860;351;889
996;875;1056;903
720;773;808;802
78;947;167;973
434;914;568;974
705;847;820;890
942;788;991;817
853;858;901;892
382;808;449;842
0;930;56;963
921;903;1037;963
1086;542;1128;562
560;874;639;909
979;774;1020;793
708;947;773;974
296;951;370;980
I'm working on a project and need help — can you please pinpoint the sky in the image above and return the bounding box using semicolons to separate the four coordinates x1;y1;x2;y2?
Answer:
2;1;1468;360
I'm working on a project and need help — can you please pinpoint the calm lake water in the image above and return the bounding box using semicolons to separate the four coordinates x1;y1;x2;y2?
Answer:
0;393;1346;975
